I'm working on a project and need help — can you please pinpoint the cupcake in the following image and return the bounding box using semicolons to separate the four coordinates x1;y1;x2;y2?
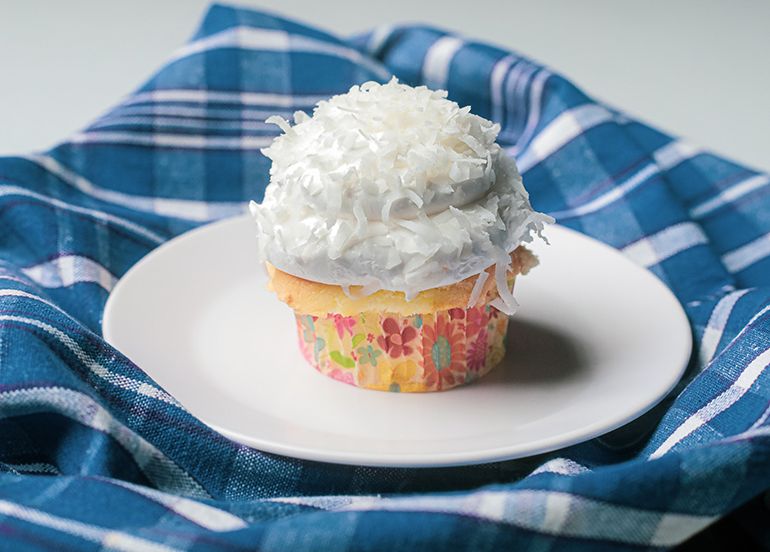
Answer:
250;78;552;392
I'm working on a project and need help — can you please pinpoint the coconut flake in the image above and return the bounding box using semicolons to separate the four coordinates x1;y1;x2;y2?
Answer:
492;250;518;315
265;115;292;133
353;202;368;238
467;270;489;308
328;220;353;259
385;247;402;270
381;194;397;223
489;297;516;313
404;189;424;208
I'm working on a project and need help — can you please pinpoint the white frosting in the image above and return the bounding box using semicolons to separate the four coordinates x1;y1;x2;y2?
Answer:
250;78;552;313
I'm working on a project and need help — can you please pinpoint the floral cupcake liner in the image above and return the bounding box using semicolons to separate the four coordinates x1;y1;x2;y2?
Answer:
294;304;508;392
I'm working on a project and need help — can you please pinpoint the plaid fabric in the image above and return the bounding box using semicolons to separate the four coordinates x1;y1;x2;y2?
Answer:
1;3;769;550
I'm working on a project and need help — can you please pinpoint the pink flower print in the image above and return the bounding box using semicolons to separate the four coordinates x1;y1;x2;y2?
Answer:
466;306;490;338
331;314;356;340
448;308;465;320
466;328;488;372
376;317;418;358
328;369;355;386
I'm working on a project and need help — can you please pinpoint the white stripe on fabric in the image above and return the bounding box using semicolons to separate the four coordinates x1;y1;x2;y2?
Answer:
284;490;713;547
510;68;552;155
25;154;243;222
21;255;116;291
699;300;770;379
499;62;536;145
501;62;534;142
516;104;614;173
89;116;274;132
166;26;389;80
0;288;90;323
104;479;246;531
722;232;770;273
699;289;751;367
105;104;292;121
123;89;328;109
720;424;770;444
422;36;464;90
691;175;770;219
0;387;208;498
269;495;361;510
0;185;164;244
541;492;571;533
0;273;28;285
0;289;81;322
650;345;770;458
531;458;590;476
495;60;523;140
749;403;770;430
548;163;659;221
366;24;395;56
622;222;708;268
67;131;273;150
0;314;181;408
476;492;508;521
167;26;293;63
490;55;516;126
652;140;702;171
650;513;716;549
0;499;180;552
3;462;60;474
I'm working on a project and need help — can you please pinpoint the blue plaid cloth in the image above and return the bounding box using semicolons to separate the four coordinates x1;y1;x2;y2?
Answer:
0;4;768;550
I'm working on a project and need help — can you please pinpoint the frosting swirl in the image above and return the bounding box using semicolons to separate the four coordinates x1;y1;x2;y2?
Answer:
250;78;552;311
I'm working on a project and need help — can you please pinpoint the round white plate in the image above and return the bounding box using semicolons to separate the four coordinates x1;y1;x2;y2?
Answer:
103;215;691;467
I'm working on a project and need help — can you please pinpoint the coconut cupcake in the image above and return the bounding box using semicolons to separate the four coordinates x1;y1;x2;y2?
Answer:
250;78;552;392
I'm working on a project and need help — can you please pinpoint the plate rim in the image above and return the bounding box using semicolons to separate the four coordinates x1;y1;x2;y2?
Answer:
103;215;692;467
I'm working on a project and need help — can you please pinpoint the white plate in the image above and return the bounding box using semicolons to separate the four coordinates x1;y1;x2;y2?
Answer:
103;215;691;467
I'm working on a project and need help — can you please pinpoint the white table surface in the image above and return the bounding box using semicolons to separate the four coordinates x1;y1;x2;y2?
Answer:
2;0;769;173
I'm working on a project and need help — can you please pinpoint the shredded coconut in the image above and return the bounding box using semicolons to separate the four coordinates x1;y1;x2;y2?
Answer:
250;78;553;313
467;271;490;309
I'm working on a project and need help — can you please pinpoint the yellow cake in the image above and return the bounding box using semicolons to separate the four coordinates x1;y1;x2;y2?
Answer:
266;246;538;317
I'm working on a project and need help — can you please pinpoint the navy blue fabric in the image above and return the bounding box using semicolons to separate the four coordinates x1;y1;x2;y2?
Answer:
0;4;768;550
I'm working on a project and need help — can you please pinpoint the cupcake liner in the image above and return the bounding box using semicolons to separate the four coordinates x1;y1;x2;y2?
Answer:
294;304;508;392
